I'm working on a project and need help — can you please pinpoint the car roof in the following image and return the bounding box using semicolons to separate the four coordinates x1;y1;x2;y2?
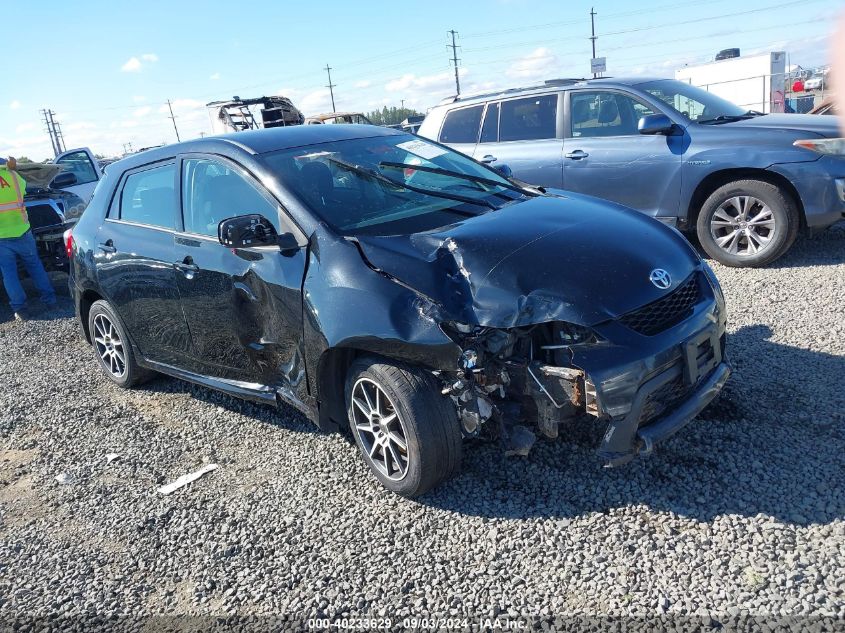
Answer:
109;124;407;172
438;77;670;107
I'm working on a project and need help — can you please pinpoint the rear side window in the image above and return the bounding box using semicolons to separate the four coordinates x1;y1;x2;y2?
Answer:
119;164;177;229
439;105;483;144
499;95;558;141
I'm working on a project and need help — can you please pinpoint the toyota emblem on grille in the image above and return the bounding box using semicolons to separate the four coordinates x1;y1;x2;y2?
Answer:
649;269;672;289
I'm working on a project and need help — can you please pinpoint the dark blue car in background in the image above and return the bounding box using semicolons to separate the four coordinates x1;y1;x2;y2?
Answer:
419;78;845;267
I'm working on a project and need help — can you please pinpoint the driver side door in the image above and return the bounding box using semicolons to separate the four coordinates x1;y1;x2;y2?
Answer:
174;155;308;390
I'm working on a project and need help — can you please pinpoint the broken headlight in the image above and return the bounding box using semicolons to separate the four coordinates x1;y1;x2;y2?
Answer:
556;321;601;346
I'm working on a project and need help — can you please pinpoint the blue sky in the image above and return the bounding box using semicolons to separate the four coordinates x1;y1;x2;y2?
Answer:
3;0;838;160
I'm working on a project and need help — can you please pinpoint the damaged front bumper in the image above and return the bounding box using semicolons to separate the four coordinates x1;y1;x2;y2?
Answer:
441;270;730;465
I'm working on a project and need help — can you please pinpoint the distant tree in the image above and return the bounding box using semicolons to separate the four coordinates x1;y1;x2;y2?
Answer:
366;106;422;126
15;155;33;163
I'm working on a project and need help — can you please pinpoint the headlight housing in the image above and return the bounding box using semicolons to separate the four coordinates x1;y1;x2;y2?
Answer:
793;138;845;156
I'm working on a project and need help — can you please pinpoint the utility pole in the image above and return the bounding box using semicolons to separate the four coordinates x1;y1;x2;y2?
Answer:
199;132;206;138
166;99;181;142
325;65;336;113
401;99;405;110
52;114;66;154
590;7;598;79
41;109;59;157
122;142;134;155
448;30;461;96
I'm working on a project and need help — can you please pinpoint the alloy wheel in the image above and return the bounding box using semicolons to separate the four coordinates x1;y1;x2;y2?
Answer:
350;378;409;481
709;195;777;257
92;314;126;378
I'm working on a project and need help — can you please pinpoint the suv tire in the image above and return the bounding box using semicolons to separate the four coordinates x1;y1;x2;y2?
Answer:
345;357;461;497
696;179;799;267
88;300;152;388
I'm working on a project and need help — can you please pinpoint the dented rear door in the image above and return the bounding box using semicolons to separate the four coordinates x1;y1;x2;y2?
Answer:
174;155;308;391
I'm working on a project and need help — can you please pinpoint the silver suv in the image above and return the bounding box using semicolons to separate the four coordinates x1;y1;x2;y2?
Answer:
418;78;845;267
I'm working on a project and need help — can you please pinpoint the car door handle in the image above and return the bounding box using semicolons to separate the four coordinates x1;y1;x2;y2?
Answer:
98;240;116;254
480;154;497;163
565;150;589;160
174;257;199;275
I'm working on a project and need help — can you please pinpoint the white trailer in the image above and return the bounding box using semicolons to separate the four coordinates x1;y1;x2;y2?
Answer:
675;52;787;113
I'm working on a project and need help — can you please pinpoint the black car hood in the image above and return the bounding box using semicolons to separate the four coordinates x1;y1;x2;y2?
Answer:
354;193;701;328
723;114;840;138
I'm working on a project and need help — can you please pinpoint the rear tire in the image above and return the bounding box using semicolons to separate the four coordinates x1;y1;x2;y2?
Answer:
345;357;461;497
88;300;152;388
696;179;799;267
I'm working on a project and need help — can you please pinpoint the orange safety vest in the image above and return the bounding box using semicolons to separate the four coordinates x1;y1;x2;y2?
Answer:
0;167;29;238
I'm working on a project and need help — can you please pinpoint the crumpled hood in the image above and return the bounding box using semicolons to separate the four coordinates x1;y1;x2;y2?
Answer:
724;114;840;139
355;193;701;328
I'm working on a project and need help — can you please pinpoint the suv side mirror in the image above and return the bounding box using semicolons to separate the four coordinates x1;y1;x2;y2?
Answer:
218;214;278;248
492;163;513;179
638;114;676;135
51;172;78;188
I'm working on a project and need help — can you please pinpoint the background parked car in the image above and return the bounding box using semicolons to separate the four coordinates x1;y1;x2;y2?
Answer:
16;161;89;271
418;77;845;268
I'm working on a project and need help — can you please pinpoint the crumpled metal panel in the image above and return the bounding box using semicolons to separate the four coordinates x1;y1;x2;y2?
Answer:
354;193;700;329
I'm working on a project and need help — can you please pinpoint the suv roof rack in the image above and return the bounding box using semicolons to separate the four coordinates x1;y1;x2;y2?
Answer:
543;78;588;86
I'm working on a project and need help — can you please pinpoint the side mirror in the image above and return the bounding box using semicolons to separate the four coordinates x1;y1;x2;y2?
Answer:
218;214;278;248
51;172;78;188
638;113;676;135
492;163;513;178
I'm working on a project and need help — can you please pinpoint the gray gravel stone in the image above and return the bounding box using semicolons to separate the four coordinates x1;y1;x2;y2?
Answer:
0;226;843;626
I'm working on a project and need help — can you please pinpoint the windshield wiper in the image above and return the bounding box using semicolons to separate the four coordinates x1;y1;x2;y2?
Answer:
698;112;761;125
378;161;536;197
325;157;497;211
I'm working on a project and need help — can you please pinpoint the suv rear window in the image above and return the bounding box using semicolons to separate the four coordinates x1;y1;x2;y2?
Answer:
439;105;483;144
119;164;177;229
499;95;558;141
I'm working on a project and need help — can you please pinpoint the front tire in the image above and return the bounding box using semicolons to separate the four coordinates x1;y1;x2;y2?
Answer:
88;300;151;387
345;357;461;497
696;179;799;267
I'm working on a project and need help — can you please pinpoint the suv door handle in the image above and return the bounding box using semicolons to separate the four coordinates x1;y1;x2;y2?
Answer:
98;240;116;254
565;150;589;160
174;257;199;275
480;154;497;163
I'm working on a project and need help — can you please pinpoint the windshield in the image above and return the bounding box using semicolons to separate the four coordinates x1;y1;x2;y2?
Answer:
636;79;749;122
263;134;523;235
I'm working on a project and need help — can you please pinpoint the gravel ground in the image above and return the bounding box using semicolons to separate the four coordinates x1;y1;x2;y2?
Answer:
0;224;843;630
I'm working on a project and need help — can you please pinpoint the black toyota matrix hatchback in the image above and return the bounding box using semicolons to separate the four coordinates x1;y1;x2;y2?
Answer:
68;125;729;497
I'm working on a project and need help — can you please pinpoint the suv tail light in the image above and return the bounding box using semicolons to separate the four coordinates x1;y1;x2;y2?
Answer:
63;229;74;261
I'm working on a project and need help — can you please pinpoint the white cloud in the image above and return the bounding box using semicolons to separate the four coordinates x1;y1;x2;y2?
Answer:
385;69;465;93
210;72;221;80
121;53;159;72
506;47;558;79
134;106;152;117
15;122;35;134
299;89;333;114
65;121;97;131
353;80;372;89
132;95;147;103
120;57;141;73
9;100;21;110
121;57;142;72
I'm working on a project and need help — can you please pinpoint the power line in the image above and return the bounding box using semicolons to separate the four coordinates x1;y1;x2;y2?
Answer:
325;65;337;113
448;30;461;96
166;99;181;142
